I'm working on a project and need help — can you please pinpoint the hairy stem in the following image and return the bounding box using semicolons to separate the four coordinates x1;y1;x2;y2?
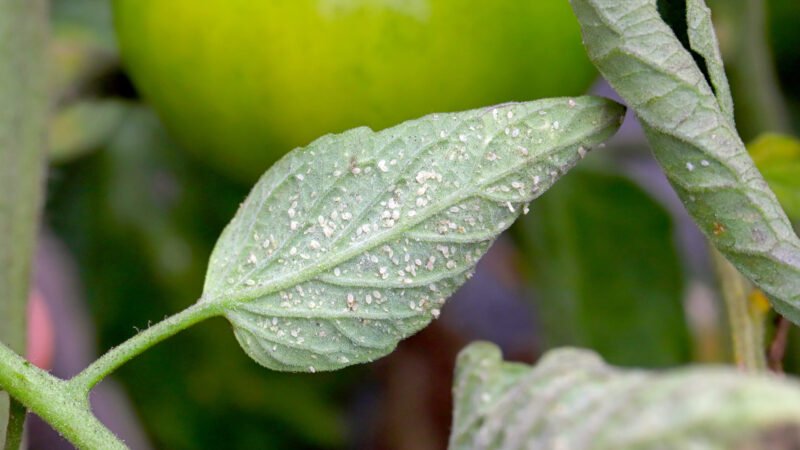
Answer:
711;250;768;371
69;301;220;394
0;342;126;449
0;302;219;449
5;399;26;450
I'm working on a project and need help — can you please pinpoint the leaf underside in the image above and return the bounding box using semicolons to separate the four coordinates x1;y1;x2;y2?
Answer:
570;0;800;322
201;97;625;372
450;342;800;450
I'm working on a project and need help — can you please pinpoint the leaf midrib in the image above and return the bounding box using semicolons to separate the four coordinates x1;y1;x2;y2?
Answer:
207;127;598;313
232;104;539;287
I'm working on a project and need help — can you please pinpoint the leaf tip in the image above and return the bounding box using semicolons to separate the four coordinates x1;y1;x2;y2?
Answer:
455;341;504;372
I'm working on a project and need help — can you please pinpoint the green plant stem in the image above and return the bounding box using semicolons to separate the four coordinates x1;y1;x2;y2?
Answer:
6;398;26;450
0;342;126;449
0;302;219;449
69;301;219;394
711;249;767;372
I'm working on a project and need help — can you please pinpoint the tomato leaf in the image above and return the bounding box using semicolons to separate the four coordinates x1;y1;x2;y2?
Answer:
686;0;735;124
201;97;625;372
570;0;800;323
450;342;800;449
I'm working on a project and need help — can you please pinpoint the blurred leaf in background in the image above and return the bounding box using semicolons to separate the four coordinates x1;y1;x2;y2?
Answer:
749;134;800;223
50;0;118;106
51;0;115;43
450;343;800;450
49;99;127;163
515;170;691;367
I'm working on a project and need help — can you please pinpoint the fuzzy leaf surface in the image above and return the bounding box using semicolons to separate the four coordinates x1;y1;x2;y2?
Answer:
686;0;735;124
201;97;624;372
570;0;800;322
450;342;800;450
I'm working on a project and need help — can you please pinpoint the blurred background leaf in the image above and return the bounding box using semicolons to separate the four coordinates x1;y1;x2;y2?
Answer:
49;100;127;163
450;342;800;450
749;133;800;222
515;169;691;367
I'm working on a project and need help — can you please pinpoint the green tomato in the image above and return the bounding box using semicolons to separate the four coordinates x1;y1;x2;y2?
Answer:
113;0;595;181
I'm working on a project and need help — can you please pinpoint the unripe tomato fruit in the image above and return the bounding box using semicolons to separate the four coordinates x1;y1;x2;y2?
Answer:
113;0;595;181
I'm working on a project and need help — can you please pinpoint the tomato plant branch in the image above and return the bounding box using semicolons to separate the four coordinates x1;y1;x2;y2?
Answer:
0;302;218;448
0;341;127;449
69;301;220;395
711;249;768;371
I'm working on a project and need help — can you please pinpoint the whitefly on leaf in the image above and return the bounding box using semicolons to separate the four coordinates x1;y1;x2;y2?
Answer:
200;97;625;372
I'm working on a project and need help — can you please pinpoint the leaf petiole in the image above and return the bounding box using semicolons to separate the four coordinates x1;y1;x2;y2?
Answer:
0;301;220;449
69;301;221;394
